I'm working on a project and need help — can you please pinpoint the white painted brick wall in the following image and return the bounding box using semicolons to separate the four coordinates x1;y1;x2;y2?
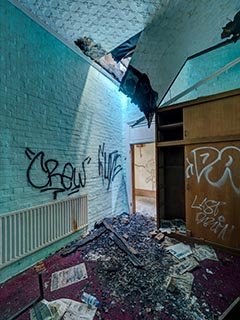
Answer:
0;0;131;228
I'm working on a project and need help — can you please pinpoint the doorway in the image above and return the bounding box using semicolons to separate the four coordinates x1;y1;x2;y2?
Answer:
157;146;185;225
132;143;156;218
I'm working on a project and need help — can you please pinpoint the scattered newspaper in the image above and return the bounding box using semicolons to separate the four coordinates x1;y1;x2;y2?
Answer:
30;299;54;320
51;263;88;291
192;244;218;262
171;256;199;275
30;298;97;320
173;272;194;297
165;242;192;260
165;273;194;298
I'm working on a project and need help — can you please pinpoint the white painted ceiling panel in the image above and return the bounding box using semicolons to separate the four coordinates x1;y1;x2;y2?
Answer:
14;0;168;52
130;0;240;103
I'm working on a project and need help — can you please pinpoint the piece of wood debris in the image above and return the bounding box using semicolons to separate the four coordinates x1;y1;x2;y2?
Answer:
101;219;138;255
154;232;165;242
150;230;158;237
61;225;107;257
96;219;144;268
109;234;144;268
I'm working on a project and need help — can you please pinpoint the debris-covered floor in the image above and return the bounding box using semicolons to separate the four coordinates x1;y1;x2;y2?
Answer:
1;213;240;320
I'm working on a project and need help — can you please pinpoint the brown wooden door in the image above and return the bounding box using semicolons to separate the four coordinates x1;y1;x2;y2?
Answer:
185;141;240;249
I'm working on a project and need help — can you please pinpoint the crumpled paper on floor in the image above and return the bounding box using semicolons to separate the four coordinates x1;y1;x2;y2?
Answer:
192;244;218;262
51;263;88;291
30;298;97;320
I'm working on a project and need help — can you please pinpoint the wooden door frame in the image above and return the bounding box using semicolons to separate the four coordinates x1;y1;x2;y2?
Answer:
131;142;157;215
126;120;155;215
131;144;136;213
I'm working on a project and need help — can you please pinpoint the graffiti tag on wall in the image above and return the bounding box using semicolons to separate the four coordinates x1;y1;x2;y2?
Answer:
135;159;156;190
98;143;123;190
186;146;240;194
191;195;235;240
25;148;91;199
25;144;123;198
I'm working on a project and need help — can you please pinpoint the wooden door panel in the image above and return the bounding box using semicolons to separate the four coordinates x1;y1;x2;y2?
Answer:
183;95;240;140
185;141;240;249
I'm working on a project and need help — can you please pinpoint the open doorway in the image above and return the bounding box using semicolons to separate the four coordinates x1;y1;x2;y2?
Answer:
162;146;185;220
132;143;156;218
157;146;186;232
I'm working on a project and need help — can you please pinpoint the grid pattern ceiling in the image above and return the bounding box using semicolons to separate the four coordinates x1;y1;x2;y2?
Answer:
14;0;169;52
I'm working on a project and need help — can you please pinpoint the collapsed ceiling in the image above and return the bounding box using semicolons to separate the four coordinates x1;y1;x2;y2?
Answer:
130;1;240;104
9;0;240;125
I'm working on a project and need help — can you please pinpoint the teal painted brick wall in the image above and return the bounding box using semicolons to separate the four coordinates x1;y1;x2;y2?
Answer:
0;0;130;233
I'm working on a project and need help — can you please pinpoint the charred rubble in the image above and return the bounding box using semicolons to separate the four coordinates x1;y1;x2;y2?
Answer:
62;213;227;320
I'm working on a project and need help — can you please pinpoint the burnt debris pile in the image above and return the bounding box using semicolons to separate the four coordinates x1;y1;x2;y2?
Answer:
67;213;222;320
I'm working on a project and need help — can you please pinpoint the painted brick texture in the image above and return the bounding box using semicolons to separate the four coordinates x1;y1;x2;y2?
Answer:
0;0;131;228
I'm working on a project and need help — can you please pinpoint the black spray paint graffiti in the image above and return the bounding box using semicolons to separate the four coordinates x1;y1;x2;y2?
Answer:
98;143;123;190
25;148;91;199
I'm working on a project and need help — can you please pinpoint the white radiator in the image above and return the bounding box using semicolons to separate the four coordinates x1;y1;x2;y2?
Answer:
0;195;88;268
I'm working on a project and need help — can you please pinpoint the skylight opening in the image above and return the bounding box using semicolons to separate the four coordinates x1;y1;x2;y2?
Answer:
74;32;142;82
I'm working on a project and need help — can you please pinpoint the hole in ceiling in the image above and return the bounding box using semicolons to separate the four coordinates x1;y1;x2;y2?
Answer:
74;31;142;82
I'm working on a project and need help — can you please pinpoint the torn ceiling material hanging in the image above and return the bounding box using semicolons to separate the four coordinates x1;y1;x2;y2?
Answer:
111;32;142;63
120;65;158;128
127;1;240;109
221;10;240;42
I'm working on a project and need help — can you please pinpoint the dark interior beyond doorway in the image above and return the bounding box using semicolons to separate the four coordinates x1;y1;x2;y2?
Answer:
163;146;185;221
